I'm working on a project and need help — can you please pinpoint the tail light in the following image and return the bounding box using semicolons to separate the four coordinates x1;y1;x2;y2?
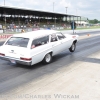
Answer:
72;36;76;38
0;53;5;56
20;57;32;61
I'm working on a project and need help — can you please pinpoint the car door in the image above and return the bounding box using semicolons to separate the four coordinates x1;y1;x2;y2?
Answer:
56;32;72;51
50;34;62;55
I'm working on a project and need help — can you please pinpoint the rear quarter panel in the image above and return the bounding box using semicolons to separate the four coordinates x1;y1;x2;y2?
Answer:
30;43;52;65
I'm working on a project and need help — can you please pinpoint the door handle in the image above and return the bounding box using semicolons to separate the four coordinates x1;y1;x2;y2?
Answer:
61;42;63;44
52;44;56;47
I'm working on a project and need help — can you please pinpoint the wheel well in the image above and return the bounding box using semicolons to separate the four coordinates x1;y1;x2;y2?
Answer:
42;51;53;63
73;40;77;44
50;52;53;55
44;51;53;58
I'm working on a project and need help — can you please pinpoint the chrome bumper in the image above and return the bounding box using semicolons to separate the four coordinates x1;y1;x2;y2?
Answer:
0;56;32;66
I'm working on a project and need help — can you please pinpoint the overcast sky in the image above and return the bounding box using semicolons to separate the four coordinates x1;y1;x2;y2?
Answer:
0;0;100;20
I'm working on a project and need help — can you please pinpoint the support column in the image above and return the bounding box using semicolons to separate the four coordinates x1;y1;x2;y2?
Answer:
80;17;81;26
77;16;78;26
55;17;56;28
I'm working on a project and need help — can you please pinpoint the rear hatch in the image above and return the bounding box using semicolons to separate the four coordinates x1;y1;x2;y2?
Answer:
0;37;30;59
1;45;30;59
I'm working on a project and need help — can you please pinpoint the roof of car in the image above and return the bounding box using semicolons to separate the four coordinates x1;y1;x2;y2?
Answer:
13;30;60;39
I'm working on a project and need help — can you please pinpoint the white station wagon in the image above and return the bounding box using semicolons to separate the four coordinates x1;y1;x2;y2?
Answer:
0;30;78;66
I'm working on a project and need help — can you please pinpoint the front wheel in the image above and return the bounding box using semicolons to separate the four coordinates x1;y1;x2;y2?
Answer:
69;42;76;52
43;53;52;64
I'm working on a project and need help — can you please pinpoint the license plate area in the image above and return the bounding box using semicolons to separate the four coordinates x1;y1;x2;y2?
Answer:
10;59;16;64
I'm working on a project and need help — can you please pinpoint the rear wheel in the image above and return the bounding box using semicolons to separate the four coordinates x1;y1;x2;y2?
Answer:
69;42;76;52
43;53;52;64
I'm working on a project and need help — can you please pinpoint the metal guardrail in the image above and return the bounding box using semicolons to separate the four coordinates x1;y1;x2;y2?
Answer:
0;26;65;34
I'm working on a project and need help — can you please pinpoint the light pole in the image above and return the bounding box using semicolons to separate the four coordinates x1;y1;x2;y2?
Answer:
53;2;54;12
65;7;68;28
4;0;6;33
65;7;68;14
76;8;78;15
4;0;5;5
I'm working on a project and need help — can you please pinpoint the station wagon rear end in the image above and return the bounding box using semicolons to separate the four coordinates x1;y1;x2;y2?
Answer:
0;30;79;66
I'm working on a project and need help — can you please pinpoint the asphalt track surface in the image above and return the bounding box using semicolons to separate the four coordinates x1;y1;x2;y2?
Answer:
0;31;100;99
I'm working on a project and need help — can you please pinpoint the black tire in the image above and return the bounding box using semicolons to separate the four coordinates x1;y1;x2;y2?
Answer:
43;53;52;64
69;42;76;52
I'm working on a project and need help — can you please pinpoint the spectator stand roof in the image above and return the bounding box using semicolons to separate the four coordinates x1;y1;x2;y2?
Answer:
0;5;81;19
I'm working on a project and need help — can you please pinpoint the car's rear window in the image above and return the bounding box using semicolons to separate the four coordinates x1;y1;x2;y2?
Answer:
5;37;29;47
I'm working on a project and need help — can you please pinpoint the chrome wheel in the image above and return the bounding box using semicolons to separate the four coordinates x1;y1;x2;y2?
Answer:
43;53;52;64
45;54;51;63
72;43;75;51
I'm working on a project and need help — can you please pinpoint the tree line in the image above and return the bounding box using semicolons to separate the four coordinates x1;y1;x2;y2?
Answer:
89;19;100;24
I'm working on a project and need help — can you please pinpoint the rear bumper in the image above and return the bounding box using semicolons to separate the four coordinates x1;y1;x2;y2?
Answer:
0;56;32;66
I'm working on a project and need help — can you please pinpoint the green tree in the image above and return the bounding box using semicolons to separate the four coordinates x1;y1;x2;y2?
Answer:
89;19;98;24
98;20;100;23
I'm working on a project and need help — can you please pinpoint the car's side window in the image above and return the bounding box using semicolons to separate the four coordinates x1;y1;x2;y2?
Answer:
31;36;49;49
51;34;58;42
56;32;66;40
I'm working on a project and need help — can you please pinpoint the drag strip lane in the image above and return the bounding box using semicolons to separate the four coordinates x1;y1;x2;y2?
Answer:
0;32;100;95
